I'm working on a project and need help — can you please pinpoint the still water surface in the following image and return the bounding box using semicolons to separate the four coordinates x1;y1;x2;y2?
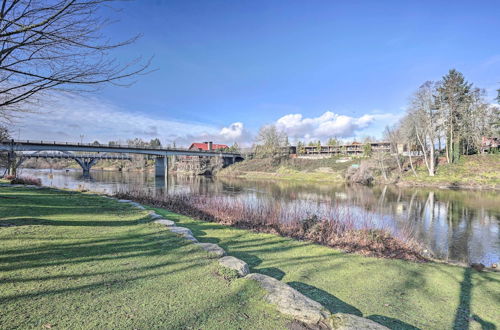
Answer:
19;168;500;266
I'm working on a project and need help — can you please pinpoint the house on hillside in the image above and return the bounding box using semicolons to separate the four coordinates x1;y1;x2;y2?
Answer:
481;136;499;153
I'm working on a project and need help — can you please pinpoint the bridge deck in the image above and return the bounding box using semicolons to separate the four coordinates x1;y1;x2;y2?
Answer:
0;140;242;158
22;153;132;160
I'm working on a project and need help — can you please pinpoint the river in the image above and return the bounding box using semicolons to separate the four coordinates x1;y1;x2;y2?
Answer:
15;168;500;266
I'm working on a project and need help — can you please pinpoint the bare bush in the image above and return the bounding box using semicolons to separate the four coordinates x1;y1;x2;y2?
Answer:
10;175;41;186
116;190;426;261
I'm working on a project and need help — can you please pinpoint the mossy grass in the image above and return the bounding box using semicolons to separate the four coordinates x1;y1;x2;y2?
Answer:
401;154;500;189
153;208;500;330
0;187;289;329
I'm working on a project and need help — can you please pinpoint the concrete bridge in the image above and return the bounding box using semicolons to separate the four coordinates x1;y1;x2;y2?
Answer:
0;140;242;178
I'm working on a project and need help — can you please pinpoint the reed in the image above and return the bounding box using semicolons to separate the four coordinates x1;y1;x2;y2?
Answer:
116;189;426;261
9;175;42;186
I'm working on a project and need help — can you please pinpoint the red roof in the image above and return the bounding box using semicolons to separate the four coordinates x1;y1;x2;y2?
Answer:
189;142;229;151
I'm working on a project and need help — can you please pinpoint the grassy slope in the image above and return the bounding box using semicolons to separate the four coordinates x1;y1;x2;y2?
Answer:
220;154;500;188
155;209;500;330
219;157;356;182
0;187;288;329
401;154;500;189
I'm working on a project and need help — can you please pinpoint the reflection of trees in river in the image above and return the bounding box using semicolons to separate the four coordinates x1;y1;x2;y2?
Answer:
217;177;499;264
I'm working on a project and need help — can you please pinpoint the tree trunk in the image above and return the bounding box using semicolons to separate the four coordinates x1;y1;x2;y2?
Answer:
408;148;417;177
429;142;435;176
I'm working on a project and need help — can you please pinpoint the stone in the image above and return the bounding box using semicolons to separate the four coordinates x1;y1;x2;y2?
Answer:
218;256;249;277
196;243;226;258
129;202;145;210
117;199;132;203
168;226;198;242
154;219;176;226
328;313;389;330
148;212;163;220
168;226;193;236
245;273;330;325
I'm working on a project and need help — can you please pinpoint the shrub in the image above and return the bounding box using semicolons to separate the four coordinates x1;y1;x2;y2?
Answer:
10;175;42;186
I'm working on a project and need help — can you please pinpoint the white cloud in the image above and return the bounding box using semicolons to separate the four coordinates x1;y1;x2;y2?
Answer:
13;92;252;147
11;92;400;147
219;122;245;140
275;111;397;142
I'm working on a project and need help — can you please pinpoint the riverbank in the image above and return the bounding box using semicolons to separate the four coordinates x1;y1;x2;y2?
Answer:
0;186;289;329
398;154;500;190
218;154;500;190
149;207;499;329
218;157;354;182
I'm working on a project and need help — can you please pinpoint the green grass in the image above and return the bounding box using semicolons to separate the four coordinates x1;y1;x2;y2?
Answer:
219;157;356;182
0;187;289;329
155;209;500;330
402;154;500;189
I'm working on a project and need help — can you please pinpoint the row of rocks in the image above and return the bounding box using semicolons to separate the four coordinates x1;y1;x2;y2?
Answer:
115;198;388;330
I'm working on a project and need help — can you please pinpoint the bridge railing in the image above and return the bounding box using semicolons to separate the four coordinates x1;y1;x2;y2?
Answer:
1;139;241;155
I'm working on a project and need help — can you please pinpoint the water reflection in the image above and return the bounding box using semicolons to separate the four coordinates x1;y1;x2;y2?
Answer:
17;168;500;265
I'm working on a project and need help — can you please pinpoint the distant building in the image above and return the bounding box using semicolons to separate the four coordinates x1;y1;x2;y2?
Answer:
481;137;499;153
188;141;229;151
292;141;393;157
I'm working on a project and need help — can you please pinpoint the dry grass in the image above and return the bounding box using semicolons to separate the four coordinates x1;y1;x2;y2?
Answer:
115;190;426;261
9;175;42;186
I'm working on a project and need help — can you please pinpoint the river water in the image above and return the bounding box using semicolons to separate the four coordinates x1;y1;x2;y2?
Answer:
16;168;500;266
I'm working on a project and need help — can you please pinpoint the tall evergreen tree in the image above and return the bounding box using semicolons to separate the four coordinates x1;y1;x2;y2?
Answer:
436;69;472;163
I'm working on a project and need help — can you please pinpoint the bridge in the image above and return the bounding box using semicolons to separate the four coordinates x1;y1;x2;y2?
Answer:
0;140;242;178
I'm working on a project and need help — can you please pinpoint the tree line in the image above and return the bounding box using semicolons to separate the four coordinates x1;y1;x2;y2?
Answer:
388;69;499;177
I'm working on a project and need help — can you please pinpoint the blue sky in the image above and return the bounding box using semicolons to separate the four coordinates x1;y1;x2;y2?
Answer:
19;0;500;146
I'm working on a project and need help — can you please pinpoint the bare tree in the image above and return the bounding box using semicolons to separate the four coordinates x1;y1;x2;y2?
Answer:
407;81;439;176
0;0;150;121
254;124;288;159
0;123;8;140
384;124;403;173
399;114;418;177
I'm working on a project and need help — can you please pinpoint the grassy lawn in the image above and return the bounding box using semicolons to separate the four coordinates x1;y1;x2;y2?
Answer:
155;209;500;330
402;154;500;189
0;187;289;329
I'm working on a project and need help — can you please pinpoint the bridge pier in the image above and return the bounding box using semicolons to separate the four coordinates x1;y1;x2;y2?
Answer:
155;156;168;179
74;157;98;178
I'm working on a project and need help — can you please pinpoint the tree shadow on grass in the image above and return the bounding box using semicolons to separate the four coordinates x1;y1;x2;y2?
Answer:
453;267;472;330
287;281;362;316
0;230;194;272
452;268;496;330
288;282;421;330
0;216;150;227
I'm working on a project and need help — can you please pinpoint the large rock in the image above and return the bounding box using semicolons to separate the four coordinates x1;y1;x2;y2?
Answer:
168;226;198;242
245;273;329;325
129;202;145;210
154;219;176;226
218;256;249;277
148;212;163;220
328;313;388;330
196;243;226;258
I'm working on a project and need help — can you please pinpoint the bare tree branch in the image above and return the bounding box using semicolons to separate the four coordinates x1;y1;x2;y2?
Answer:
0;0;151;119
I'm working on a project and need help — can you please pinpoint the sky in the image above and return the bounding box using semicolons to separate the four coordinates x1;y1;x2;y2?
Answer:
15;0;500;146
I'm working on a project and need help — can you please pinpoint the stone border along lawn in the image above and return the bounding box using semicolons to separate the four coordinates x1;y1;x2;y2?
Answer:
146;206;500;330
113;197;387;329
